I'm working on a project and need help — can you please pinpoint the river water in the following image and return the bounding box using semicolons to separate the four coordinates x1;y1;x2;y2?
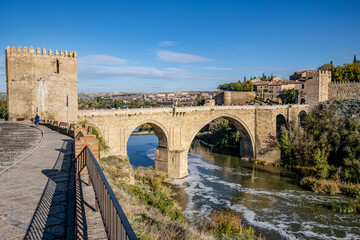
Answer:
127;135;360;240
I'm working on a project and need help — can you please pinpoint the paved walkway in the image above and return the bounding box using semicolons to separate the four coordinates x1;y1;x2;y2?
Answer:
0;122;75;239
0;122;42;175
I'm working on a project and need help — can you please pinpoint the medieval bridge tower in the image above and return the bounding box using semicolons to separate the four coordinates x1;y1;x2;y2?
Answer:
5;46;78;122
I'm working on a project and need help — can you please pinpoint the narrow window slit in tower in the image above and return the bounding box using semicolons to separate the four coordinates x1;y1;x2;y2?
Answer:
56;59;60;73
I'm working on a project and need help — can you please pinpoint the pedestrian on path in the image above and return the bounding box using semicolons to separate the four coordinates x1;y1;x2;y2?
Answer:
35;114;40;127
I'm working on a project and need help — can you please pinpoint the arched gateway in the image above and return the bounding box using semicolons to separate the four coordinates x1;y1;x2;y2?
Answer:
78;105;308;178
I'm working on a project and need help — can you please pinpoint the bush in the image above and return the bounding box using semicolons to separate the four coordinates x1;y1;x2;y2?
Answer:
329;201;360;213
210;211;264;240
129;184;184;221
300;177;340;195
346;185;360;199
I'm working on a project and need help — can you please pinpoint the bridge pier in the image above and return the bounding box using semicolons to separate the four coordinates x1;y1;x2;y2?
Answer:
155;147;189;178
155;146;168;173
168;150;189;178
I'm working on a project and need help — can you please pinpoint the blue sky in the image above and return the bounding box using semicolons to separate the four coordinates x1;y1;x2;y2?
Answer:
0;0;359;93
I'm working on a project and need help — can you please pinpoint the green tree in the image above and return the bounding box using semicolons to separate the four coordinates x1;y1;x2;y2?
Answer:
277;128;293;165
196;93;206;106
329;56;360;82
277;101;360;183
317;63;335;72
285;89;296;104
217;80;254;92
312;148;330;179
0;100;7;119
261;73;267;81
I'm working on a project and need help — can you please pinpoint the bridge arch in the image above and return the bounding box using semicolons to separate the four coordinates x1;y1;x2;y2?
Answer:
187;113;255;159
125;119;170;172
125;119;169;150
276;114;287;138
298;110;307;127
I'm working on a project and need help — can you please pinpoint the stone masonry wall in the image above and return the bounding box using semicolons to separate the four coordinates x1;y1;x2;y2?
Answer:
214;91;255;105
328;82;360;101
75;135;99;159
302;70;331;109
5;46;78;122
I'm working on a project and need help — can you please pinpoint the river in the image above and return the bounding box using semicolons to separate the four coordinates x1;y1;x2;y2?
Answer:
127;135;360;240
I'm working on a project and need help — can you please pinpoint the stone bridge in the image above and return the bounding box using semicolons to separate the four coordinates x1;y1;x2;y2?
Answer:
78;105;308;178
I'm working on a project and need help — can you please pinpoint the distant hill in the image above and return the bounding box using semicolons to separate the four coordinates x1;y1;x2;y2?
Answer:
78;92;145;100
0;93;6;100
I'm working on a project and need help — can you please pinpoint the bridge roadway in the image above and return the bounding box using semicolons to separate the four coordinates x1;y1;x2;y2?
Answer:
0;121;106;239
78;104;309;178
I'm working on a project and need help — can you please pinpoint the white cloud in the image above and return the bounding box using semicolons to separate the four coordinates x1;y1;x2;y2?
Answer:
78;64;221;81
159;41;177;46
157;50;211;63
78;55;127;65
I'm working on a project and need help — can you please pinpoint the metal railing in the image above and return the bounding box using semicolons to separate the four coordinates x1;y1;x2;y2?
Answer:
76;147;137;240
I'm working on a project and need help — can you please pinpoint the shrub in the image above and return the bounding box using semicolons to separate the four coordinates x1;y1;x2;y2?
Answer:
329;201;360;213
300;176;340;195
129;185;184;221
210;211;264;240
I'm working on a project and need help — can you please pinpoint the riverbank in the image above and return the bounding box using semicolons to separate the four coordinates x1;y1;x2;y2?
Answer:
131;130;155;136
99;155;264;240
194;135;240;156
300;176;360;199
99;156;199;239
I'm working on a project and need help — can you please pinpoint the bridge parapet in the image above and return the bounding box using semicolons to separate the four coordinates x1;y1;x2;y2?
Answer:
78;104;309;116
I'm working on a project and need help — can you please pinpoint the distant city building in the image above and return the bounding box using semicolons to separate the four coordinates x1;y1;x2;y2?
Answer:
290;71;308;81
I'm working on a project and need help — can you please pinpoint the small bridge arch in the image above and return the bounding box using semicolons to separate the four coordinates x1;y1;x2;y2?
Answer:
125;119;170;172
125;119;169;150
298;110;307;127
276;114;287;138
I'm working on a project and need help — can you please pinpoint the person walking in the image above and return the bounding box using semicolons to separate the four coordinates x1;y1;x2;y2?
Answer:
35;114;40;127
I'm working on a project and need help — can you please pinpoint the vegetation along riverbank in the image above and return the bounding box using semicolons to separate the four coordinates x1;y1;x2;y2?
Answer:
277;100;360;210
99;156;264;240
195;118;241;157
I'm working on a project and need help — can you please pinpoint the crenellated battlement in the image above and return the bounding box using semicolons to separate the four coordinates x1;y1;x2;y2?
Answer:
330;81;360;84
5;46;77;58
306;70;331;75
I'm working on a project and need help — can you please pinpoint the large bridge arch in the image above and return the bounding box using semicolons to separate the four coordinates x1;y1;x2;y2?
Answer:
124;119;169;150
124;119;170;173
186;113;255;159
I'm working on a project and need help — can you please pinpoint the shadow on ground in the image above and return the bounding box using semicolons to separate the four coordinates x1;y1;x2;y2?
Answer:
23;139;75;240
